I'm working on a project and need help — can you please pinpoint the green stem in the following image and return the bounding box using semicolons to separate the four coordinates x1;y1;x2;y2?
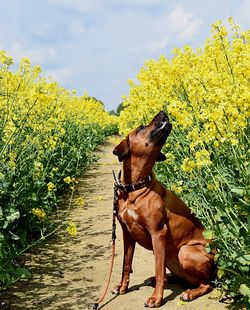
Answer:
0;98;38;159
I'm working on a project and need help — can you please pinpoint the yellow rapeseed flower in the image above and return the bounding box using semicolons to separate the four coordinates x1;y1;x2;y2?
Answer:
34;161;43;171
66;221;77;237
207;184;214;190
32;208;46;220
63;176;73;184
47;182;56;192
75;197;85;207
195;149;212;169
171;184;183;194
181;158;196;173
164;152;175;164
213;140;220;148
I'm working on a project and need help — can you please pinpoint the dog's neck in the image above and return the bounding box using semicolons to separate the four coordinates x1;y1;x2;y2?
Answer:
121;161;153;184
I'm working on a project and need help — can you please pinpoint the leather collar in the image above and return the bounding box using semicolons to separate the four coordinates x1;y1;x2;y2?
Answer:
114;170;152;193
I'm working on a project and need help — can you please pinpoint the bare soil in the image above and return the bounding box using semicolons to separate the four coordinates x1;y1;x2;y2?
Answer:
1;140;230;310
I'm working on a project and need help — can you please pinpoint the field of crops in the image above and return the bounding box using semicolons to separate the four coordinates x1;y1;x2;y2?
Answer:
0;52;117;287
119;20;250;307
0;19;249;307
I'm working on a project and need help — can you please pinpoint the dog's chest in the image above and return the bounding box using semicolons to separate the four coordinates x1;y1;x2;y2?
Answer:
117;205;152;250
118;207;139;223
117;205;145;234
117;203;152;250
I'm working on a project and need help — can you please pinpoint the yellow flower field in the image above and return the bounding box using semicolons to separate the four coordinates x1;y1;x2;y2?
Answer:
118;19;250;306
0;51;117;286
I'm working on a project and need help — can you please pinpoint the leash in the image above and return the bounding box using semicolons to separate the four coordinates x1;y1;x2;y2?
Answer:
90;170;152;309
91;170;118;310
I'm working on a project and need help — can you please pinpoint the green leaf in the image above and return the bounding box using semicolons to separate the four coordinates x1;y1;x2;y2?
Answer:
231;187;245;195
239;265;249;273
6;210;20;223
14;267;32;280
244;254;250;262
31;193;38;201
9;231;20;241
237;255;250;265
239;284;250;298
203;229;215;240
217;268;224;279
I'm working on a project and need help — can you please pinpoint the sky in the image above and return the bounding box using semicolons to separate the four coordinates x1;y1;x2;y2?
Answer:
0;0;249;111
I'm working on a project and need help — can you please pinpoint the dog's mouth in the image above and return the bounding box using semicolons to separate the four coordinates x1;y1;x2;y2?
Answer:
149;111;172;145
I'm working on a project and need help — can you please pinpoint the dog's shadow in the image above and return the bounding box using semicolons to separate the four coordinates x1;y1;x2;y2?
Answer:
97;275;184;309
128;274;186;305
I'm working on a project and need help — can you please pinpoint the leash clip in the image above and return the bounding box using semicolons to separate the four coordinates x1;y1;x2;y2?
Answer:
117;181;127;193
112;170;127;193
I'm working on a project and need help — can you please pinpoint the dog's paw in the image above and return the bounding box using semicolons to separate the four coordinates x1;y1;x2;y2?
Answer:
112;288;120;295
180;290;193;302
144;296;162;308
112;284;128;295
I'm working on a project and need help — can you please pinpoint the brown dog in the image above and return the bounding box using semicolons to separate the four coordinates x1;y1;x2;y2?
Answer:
112;111;214;308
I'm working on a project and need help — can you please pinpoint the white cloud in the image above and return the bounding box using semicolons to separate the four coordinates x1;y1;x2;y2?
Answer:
177;17;202;41
8;41;57;64
44;67;71;84
168;5;193;30
157;5;203;41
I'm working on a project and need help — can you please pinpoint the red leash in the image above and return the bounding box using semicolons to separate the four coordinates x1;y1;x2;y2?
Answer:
91;171;118;310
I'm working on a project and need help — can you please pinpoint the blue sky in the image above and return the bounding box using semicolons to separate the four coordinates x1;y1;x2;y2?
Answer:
0;0;249;111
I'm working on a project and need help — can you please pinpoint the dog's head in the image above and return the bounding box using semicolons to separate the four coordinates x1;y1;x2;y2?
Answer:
113;111;172;166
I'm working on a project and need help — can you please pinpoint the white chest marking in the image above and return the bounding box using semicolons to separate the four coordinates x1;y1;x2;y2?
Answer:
119;209;139;231
127;209;139;221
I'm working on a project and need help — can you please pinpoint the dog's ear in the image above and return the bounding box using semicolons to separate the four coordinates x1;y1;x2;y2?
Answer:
156;152;166;162
113;137;130;162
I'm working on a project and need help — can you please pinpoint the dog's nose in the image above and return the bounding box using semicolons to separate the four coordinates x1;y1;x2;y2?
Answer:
159;110;169;121
151;110;170;126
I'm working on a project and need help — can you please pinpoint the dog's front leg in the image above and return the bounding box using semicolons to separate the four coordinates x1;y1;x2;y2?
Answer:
114;226;135;295
145;227;167;308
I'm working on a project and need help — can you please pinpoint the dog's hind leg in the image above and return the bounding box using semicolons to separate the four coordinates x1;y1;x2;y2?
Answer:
178;244;214;301
180;283;213;301
144;272;168;287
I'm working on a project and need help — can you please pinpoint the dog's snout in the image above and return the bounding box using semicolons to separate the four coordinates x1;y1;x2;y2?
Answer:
148;111;172;145
155;110;169;123
160;111;169;121
157;111;170;128
159;118;168;126
159;110;167;116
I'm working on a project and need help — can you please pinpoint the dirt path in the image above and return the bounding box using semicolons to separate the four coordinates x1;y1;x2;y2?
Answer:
1;140;229;310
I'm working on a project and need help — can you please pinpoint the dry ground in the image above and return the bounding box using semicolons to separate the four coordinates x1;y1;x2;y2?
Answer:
1;140;230;310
